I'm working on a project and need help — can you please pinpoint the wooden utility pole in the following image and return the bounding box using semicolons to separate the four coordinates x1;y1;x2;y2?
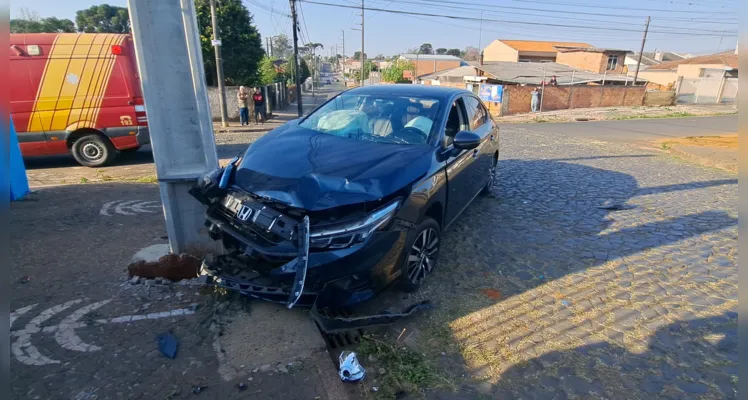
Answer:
632;16;650;86
289;0;303;116
210;0;228;127
360;0;365;86
341;30;345;76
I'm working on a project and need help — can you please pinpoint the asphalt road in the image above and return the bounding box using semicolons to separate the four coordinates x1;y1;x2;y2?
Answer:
509;115;737;144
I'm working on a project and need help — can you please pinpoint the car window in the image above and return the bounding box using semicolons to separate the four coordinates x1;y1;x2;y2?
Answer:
300;94;441;145
463;96;487;131
444;99;466;147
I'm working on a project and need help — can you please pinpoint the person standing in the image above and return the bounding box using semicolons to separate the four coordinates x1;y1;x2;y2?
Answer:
237;86;249;126
252;88;266;125
531;87;541;112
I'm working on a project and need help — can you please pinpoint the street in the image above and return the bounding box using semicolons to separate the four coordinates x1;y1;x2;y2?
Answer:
11;108;737;399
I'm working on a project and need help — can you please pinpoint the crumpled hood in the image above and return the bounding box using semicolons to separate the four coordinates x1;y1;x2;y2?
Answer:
233;122;434;211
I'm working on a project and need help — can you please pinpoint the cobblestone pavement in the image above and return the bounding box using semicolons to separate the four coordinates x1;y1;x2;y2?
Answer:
397;125;737;399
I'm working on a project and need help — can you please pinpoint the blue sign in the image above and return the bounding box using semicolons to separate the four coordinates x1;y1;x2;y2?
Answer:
479;83;503;103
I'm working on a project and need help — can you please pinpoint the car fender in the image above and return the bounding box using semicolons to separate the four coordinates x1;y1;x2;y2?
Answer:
395;165;448;227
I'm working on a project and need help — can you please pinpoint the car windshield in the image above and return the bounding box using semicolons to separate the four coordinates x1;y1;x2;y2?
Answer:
299;93;441;145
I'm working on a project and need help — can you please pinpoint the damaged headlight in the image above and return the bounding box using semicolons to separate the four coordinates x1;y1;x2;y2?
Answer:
309;199;401;249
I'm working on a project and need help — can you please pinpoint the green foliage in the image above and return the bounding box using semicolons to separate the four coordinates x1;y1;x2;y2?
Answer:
258;56;281;85
350;60;377;82
381;60;415;83
195;0;264;86
446;48;461;57
75;4;130;33
419;43;434;54
286;56;310;84
270;34;291;59
435;48;448;55
353;51;367;60
11;17;75;33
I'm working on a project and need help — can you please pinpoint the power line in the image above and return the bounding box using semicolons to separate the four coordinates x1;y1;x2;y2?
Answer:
505;0;736;13
395;0;736;34
299;0;733;36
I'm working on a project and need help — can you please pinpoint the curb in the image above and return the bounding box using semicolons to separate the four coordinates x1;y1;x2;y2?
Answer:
667;145;737;174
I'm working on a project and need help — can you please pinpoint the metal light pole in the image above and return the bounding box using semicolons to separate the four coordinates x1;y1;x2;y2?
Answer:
289;0;303;117
209;0;228;127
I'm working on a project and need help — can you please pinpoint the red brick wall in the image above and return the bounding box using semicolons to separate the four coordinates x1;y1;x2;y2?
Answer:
504;85;645;114
555;51;627;74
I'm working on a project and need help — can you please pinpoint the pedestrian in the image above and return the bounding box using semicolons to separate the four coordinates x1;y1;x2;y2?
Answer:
531;87;541;112
550;75;558;86
237;86;249;126
252;87;266;125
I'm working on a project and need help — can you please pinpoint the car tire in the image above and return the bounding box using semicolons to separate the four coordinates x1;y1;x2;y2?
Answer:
71;133;116;167
398;218;441;293
480;158;497;196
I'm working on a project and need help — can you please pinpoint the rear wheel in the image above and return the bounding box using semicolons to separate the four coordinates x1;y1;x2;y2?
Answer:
71;134;116;167
480;157;498;196
398;218;441;292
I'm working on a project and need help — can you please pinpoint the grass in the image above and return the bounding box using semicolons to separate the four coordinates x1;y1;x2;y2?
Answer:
611;111;695;120
357;334;454;399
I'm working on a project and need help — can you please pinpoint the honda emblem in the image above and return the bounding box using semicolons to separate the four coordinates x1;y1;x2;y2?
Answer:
236;205;253;221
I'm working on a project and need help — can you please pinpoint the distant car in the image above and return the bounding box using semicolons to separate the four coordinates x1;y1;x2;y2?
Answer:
190;85;499;312
324;78;332;84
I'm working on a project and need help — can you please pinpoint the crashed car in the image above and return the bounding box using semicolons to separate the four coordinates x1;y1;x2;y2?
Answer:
190;85;499;325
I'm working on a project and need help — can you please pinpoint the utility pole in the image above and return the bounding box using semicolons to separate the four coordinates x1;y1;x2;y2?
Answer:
289;0;303;117
209;0;228;127
360;0;365;86
266;37;270;55
632;16;650;86
478;10;484;53
341;30;345;76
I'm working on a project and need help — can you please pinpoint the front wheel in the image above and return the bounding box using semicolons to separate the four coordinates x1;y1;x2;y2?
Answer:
71;134;116;167
480;158;497;196
398;218;441;293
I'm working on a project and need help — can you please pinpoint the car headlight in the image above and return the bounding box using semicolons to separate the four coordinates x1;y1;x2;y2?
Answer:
309;199;401;249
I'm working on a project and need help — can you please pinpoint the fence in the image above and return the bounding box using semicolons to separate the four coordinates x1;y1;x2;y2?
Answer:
207;82;289;121
675;76;738;104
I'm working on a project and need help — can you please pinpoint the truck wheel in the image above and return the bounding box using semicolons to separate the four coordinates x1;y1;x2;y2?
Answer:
398;218;441;293
71;134;116;167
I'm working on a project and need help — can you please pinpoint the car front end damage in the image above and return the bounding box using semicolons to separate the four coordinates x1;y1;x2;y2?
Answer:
189;161;431;330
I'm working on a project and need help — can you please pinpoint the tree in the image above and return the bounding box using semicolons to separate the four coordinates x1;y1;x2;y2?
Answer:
75;4;130;33
286;55;311;84
374;54;385;61
446;48;461;57
11;17;75;33
381;59;415;83
463;46;479;61
419;43;434;55
195;0;264;86
353;51;367;60
351;60;377;82
270;34;292;59
258;56;282;85
435;48;447;55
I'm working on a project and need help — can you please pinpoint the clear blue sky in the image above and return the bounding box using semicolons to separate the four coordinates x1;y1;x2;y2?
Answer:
14;0;738;57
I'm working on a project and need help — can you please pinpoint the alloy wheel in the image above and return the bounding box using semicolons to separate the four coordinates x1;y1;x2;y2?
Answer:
407;228;439;284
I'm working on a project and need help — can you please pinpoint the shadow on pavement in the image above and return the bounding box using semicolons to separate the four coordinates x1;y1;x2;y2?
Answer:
371;156;737;399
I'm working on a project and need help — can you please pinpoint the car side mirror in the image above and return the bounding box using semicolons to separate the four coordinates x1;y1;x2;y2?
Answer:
452;131;481;150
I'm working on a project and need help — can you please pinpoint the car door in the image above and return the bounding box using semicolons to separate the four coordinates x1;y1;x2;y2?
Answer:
443;97;479;227
461;95;494;194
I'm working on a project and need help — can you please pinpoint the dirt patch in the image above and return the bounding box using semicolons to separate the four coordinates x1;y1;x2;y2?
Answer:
659;134;737;149
480;289;502;300
127;253;201;281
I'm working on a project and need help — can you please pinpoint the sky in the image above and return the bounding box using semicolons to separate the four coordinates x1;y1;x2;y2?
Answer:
13;0;738;57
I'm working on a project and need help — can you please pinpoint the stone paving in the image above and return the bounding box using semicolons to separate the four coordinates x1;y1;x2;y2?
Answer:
408;125;738;399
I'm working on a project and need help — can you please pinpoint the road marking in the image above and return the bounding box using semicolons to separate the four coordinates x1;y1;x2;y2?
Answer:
100;200;161;216
11;300;196;366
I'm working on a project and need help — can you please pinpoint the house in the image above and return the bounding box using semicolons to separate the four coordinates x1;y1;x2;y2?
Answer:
482;40;591;63
343;59;362;74
554;46;630;75
623;51;689;76
399;54;463;80
637;50;738;87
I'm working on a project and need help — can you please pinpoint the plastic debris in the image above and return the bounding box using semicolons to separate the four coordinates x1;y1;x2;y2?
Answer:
192;386;206;394
371;387;379;392
20;276;31;284
157;332;179;359
338;351;366;382
237;383;247;391
561;300;569;307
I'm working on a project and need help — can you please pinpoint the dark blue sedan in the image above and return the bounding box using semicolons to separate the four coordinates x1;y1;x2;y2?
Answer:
190;84;499;319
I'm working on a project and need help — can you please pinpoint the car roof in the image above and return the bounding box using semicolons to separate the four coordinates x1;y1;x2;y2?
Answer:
343;84;472;100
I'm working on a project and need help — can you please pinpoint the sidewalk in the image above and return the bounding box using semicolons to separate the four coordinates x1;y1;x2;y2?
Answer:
498;103;737;124
213;91;332;135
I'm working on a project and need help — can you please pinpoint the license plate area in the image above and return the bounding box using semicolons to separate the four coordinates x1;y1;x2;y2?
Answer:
221;192;297;242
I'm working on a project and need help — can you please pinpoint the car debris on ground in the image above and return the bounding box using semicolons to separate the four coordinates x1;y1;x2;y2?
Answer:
338;351;366;382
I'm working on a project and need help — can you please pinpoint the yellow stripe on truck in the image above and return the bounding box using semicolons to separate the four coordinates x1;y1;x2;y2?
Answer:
89;35;124;127
28;33;123;133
